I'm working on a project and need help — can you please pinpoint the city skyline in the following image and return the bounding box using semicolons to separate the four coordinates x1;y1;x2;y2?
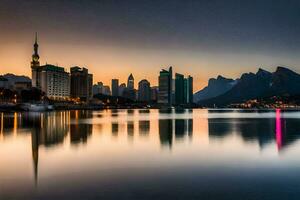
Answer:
2;0;300;91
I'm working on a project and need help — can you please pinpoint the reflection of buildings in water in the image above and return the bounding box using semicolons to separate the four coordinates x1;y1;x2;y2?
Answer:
127;109;135;115
111;109;119;117
70;123;92;144
187;119;193;138
138;109;150;136
127;121;134;137
28;111;70;186
0;113;3;135
0;113;15;135
70;111;92;144
175;119;185;139
139;120;150;136
111;123;118;136
31;127;39;186
158;109;193;148
159;119;173;148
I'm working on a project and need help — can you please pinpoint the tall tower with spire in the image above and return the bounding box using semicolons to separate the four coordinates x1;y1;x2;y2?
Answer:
31;32;41;88
127;73;134;90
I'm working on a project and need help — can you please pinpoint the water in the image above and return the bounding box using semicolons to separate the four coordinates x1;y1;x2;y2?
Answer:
1;109;300;199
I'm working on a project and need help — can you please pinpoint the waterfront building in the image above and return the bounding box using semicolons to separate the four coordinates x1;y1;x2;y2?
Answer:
186;75;193;104
102;85;111;96
175;73;193;105
175;73;185;105
150;86;158;102
30;34;70;99
123;88;136;101
138;79;151;102
127;74;134;90
158;66;172;105
70;66;93;101
119;83;126;96
40;64;70;99
92;82;103;95
111;79;119;96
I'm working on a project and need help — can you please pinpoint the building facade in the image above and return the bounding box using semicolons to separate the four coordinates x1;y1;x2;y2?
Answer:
138;79;151;102
127;74;134;90
175;73;193;105
30;34;70;99
92;82;103;95
118;83;126;96
150;86;158;102
186;75;193;104
158;66;172;105
70;66;93;101
111;79;119;96
40;64;70;99
175;73;185;105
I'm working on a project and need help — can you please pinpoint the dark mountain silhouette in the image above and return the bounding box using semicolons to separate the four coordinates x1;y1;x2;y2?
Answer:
2;73;31;86
193;75;237;102
198;66;300;106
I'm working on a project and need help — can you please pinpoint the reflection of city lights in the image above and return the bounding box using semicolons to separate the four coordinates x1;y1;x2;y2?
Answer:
275;109;282;150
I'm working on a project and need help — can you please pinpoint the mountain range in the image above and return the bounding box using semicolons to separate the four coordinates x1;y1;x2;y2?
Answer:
194;66;300;107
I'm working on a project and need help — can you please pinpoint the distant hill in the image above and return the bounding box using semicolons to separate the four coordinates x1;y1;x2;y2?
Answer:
198;66;300;107
3;73;31;85
193;75;237;102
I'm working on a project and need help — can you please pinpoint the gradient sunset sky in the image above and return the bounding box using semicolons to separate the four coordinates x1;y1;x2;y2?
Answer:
1;0;300;91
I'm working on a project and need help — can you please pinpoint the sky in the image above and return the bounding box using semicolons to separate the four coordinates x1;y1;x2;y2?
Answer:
1;0;300;91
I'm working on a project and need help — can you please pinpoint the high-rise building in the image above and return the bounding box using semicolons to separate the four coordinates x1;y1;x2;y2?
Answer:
102;85;111;96
186;75;193;104
92;82;103;95
158;66;172;105
122;74;136;100
138;79;151;102
127;74;134;89
175;73;193;105
118;83;126;96
150;86;158;102
30;34;70;99
70;66;93;101
40;64;70;99
31;33;41;89
111;79;119;96
175;73;185;105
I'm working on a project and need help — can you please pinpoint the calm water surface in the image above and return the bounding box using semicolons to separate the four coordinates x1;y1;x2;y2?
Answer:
1;109;300;199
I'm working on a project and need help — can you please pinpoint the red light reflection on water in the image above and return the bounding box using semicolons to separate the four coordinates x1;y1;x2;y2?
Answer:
275;109;282;150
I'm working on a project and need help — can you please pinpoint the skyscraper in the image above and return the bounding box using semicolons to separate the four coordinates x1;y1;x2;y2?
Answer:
127;74;134;90
138;79;151;102
30;34;70;99
111;79;119;96
175;73;185;105
123;74;136;100
186;75;193;104
158;66;172;105
70;66;93;101
92;82;103;95
150;86;158;102
118;83;126;96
